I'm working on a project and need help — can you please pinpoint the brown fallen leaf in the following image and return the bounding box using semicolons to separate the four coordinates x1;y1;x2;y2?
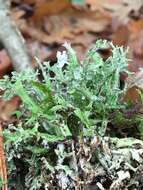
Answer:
123;86;141;103
85;0;107;12
112;24;130;46
72;32;96;48
23;0;47;6
0;50;12;78
0;96;20;121
32;0;71;21
43;13;111;36
78;18;111;33
11;0;111;57
17;12;111;46
127;30;143;73
10;9;25;21
17;19;57;43
128;18;143;34
103;0;143;21
123;70;143;103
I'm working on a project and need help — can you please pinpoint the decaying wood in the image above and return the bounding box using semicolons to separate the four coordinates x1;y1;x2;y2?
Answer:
0;124;7;190
0;0;32;72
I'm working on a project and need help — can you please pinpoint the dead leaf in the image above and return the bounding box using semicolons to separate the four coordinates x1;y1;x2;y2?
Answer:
103;0;143;21
32;0;71;21
124;71;143;103
0;97;20;121
10;9;25;21
78;18;111;33
128;18;143;34
23;0;47;6
112;24;130;46
85;0;106;11
124;86;141;103
0;50;12;78
127;30;143;72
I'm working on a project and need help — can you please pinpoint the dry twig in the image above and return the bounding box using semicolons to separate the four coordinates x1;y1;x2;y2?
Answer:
0;0;32;72
0;123;7;190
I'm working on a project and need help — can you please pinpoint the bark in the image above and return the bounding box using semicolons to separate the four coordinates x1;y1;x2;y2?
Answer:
0;124;7;190
0;0;32;72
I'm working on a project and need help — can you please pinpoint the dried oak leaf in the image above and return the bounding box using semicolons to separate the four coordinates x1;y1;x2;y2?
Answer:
103;0;143;21
0;96;20;122
16;7;111;46
124;71;143;103
32;0;71;21
0;50;12;78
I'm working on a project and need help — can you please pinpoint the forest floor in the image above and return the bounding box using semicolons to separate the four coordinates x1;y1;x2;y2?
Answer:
1;0;143;189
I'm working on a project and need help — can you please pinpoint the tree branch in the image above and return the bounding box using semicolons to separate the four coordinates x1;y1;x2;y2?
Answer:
0;0;32;72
